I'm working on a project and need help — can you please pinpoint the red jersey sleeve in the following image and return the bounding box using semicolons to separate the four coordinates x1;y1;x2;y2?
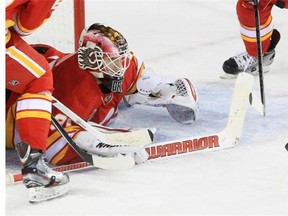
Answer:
8;0;62;36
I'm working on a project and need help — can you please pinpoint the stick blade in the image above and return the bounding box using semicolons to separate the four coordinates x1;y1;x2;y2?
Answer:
249;93;265;116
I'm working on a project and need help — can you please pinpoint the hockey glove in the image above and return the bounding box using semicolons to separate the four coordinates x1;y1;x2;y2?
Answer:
125;68;199;124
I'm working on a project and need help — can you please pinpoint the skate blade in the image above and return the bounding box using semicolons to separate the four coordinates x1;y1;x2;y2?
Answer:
220;66;270;79
28;184;69;203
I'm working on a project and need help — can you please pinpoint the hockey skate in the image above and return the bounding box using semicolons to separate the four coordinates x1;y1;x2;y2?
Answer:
220;29;280;79
15;142;70;203
220;49;275;79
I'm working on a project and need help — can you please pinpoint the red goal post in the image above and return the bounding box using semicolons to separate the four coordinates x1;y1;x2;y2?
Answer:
25;0;85;52
73;0;85;50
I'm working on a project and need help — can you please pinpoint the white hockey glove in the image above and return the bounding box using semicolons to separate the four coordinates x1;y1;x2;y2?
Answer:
125;68;174;106
74;123;149;164
125;68;199;124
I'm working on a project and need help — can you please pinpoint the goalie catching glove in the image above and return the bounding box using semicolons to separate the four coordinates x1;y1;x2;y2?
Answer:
125;68;199;124
74;122;151;164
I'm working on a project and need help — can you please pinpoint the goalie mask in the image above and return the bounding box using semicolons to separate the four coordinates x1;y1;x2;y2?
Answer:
78;23;130;93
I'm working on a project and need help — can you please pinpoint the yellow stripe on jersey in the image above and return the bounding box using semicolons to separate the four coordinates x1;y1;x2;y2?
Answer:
16;110;51;121
6;19;14;29
17;92;51;109
18;93;52;101
241;31;273;43
240;15;273;43
50;145;70;165
16;93;52;121
6;46;46;78
17;97;51;113
47;126;81;148
47;126;81;165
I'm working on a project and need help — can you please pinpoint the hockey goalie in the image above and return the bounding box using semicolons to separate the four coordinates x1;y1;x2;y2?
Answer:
6;23;199;172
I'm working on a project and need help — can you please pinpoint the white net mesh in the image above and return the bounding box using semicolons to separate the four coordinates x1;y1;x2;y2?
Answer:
24;1;75;53
174;79;189;97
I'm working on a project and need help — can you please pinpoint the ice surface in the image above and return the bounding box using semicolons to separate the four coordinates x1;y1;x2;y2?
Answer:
5;1;288;215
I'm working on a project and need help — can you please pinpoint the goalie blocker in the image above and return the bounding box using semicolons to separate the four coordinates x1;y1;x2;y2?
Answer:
124;68;199;124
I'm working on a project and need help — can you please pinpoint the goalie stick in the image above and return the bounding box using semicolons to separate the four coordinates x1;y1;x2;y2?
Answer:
52;96;154;146
145;72;254;160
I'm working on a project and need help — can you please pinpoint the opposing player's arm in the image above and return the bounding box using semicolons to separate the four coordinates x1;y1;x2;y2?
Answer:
13;0;62;36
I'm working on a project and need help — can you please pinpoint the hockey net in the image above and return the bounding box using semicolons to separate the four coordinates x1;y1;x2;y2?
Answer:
25;0;85;53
